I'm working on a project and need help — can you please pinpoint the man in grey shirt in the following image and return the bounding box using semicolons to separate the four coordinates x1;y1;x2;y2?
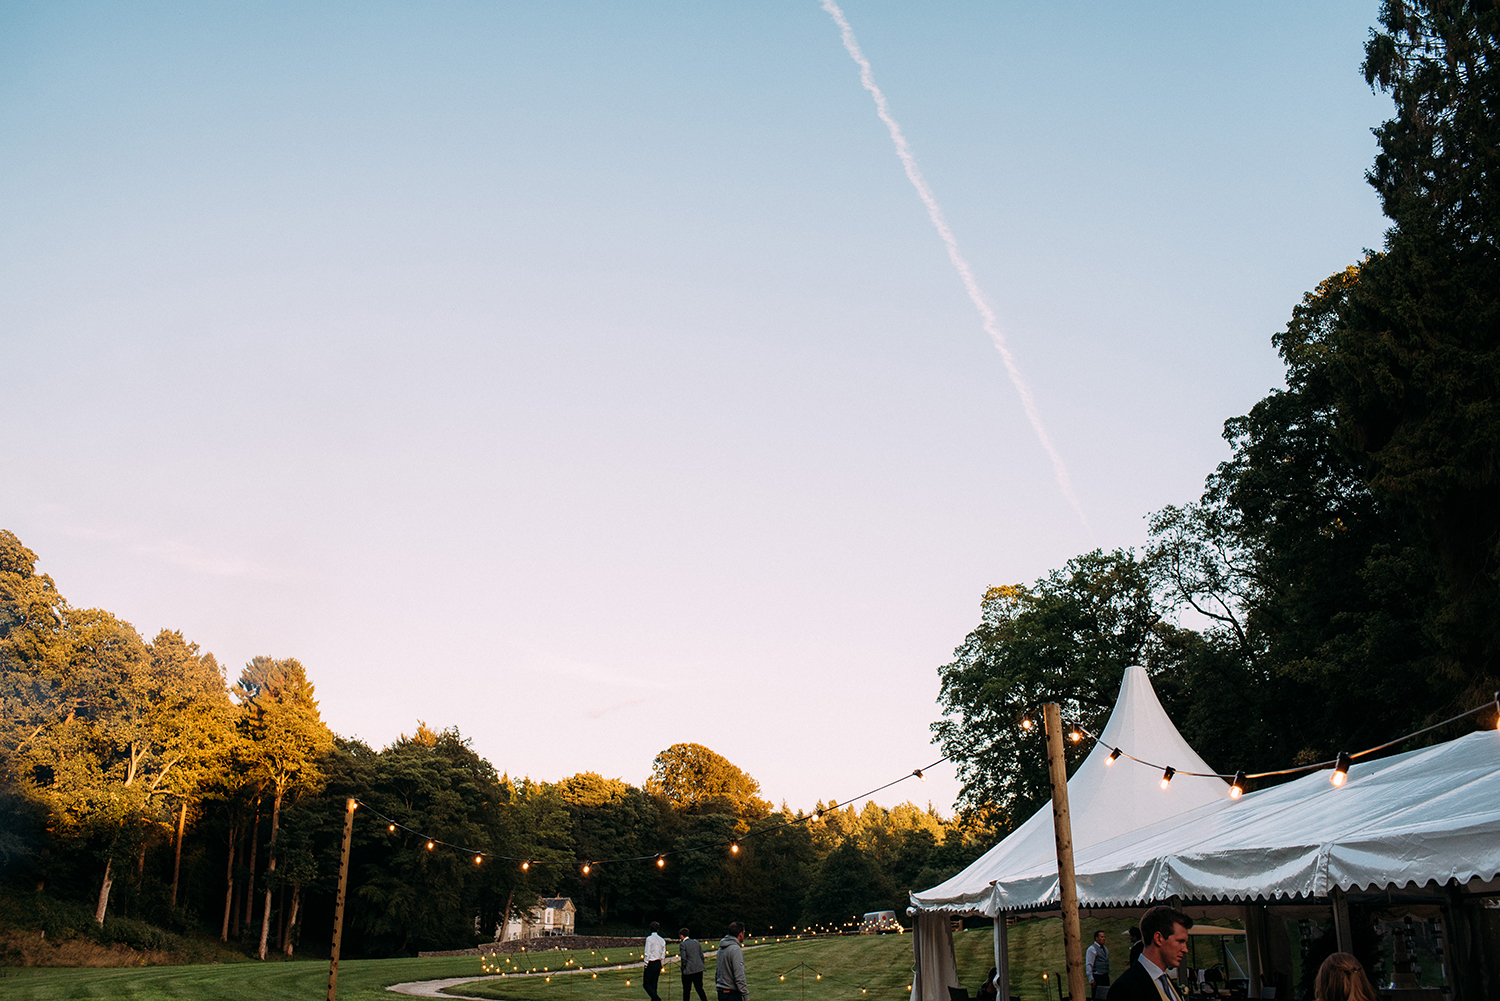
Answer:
715;921;748;1001
679;927;707;1001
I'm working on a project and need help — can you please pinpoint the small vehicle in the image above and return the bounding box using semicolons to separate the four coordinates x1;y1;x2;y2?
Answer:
859;911;903;935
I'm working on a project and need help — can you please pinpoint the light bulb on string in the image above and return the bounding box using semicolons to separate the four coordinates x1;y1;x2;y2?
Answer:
1229;771;1247;800
388;823;397;832
1020;713;1035;731
427;841;436;850
656;855;666;869
730;842;740;854
912;768;925;781
1106;748;1121;766
1067;723;1082;743
1160;767;1175;790
582;861;591;875
1331;752;1352;787
474;855;483;865
521;859;530;871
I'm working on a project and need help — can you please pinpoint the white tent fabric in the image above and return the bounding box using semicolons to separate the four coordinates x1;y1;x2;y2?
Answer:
982;728;1500;912
909;911;960;1001
912;666;1228;915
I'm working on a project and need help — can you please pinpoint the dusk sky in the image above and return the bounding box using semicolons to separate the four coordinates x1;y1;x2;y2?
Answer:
1;1;1390;815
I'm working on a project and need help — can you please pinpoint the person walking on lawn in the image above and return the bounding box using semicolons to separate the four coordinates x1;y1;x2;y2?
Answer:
715;922;749;1001
679;927;707;1001
644;921;667;1001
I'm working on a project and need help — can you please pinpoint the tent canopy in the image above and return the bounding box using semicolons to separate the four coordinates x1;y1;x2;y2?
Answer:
912;666;1500;916
911;665;1226;915
984;728;1500;912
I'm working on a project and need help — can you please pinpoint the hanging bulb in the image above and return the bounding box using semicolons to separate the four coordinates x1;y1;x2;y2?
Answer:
427;841;436;850
1160;766;1175;790
912;768;926;781
1067;723;1082;743
388;823;397;832
1020;713;1035;731
656;855;666;869
1331;751;1351;787
1229;771;1247;800
1106;748;1121;766
475;855;483;865
730;842;740;854
521;859;530;871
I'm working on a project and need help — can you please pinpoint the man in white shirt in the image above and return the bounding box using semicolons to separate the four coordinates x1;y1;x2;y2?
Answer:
644;921;667;1001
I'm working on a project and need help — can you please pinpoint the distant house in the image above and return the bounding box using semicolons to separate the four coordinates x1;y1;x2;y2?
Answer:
501;896;576;940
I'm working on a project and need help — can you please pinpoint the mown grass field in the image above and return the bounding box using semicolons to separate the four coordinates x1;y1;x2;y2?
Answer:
0;918;1145;1001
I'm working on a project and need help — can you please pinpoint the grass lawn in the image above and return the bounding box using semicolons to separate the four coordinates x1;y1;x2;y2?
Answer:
0;918;1146;1001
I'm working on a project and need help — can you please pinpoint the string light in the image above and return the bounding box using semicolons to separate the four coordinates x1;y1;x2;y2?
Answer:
1331;752;1352;787
1067;723;1082;743
427;841;436;850
655;855;666;869
912;768;926;781
474;855;483;865
730;842;740;854
521;859;530;871
1160;767;1175;790
388;823;396;832
1229;771;1247;800
1106;748;1121;766
1021;712;1035;731
582;862;591;875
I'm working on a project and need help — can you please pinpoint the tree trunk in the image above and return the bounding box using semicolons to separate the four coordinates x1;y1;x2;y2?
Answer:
95;857;113;925
257;786;284;960
500;889;514;942
221;826;236;942
172;801;188;907
243;799;259;927
282;883;300;956
276;883;287;949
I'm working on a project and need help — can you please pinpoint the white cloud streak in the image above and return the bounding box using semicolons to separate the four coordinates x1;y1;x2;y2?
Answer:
818;0;1090;532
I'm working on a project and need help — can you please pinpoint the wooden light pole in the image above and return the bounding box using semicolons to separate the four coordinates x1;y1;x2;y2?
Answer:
1042;703;1086;1001
327;798;356;1001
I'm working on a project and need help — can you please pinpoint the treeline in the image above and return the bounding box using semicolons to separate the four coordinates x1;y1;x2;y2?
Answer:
934;1;1500;826
0;539;990;958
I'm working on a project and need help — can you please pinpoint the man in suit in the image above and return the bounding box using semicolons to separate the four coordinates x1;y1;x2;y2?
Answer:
1108;906;1192;1001
679;927;707;1001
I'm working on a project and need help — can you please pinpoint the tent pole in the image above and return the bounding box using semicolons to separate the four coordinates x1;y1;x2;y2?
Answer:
994;915;1010;1001
1330;888;1352;954
1043;703;1087;1001
1242;905;1262;999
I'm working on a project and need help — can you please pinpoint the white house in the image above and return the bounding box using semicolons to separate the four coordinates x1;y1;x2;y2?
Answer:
500;896;576;940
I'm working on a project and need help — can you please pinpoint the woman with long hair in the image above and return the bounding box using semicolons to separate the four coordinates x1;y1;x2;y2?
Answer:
1315;953;1377;1001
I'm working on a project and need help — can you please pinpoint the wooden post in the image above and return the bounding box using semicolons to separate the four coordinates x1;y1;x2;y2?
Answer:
1043;703;1086;1001
327;798;356;1001
1241;905;1262;999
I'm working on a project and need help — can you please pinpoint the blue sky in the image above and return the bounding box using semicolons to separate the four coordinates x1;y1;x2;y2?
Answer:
1;1;1390;813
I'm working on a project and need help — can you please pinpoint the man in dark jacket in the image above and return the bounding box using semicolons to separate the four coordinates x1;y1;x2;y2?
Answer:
1108;906;1192;1001
680;927;707;1001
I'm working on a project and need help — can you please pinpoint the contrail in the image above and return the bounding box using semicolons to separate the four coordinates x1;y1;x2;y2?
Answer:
818;0;1089;531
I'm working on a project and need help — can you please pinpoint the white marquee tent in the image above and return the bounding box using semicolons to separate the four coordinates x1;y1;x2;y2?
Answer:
908;666;1500;1001
911;665;1229;916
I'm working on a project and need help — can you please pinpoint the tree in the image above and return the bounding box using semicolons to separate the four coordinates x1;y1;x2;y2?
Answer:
646;744;770;822
553;772;661;931
930;550;1169;822
234;656;333;959
1314;1;1500;701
